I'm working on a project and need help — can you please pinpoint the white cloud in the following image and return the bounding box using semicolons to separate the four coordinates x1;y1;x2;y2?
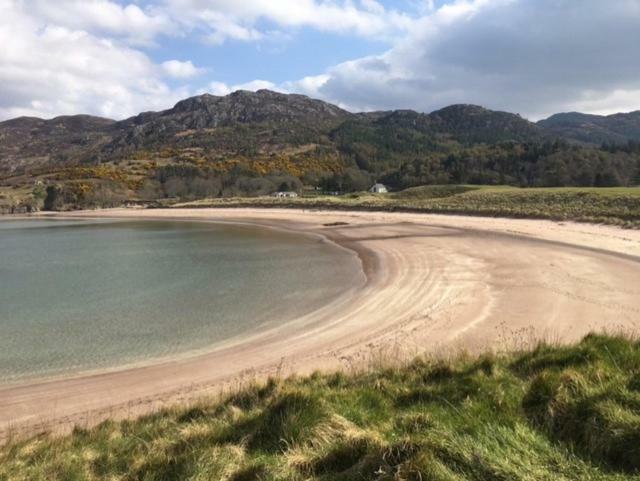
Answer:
286;74;330;98
234;79;281;92
360;0;384;15
0;0;417;120
3;0;640;122
0;0;189;120
569;89;640;117
204;79;283;96
161;60;202;78
160;0;415;44
198;11;264;44
205;81;233;96
297;0;640;119
29;0;174;45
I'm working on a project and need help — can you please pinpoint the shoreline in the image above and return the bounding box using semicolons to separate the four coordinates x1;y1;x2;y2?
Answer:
0;217;369;388
1;208;639;443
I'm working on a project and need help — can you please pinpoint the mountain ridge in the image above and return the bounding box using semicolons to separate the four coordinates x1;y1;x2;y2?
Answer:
5;91;640;163
3;91;640;144
2;90;639;171
1;90;638;212
538;110;640;145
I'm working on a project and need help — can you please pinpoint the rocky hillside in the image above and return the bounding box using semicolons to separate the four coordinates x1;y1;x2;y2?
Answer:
538;111;640;145
0;90;352;173
102;90;351;160
429;104;544;143
330;105;545;171
0;90;548;176
0;90;638;211
0;115;115;175
342;104;544;143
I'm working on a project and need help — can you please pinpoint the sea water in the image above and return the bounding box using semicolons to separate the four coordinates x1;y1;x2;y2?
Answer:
0;219;362;382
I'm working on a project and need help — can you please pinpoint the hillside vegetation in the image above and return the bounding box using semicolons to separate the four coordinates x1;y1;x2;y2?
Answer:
1;90;639;213
539;111;640;145
2;334;640;480
177;185;640;228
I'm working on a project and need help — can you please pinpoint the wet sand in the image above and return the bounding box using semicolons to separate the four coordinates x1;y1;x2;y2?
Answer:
1;208;639;442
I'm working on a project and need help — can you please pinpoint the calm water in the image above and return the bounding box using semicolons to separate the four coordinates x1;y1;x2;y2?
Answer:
0;219;362;382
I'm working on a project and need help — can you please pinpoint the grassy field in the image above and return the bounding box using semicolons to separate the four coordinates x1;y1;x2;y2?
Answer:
176;185;640;228
0;185;36;214
2;334;640;480
2;182;638;227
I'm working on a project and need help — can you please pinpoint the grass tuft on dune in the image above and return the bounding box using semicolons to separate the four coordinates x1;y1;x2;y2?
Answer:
2;334;640;480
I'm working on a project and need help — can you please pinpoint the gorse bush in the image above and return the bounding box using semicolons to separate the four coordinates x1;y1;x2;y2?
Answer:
2;334;640;480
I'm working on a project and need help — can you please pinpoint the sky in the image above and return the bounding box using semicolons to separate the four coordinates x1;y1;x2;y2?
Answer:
1;0;640;121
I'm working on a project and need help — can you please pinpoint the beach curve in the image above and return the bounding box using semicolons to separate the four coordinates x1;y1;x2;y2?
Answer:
1;208;639;442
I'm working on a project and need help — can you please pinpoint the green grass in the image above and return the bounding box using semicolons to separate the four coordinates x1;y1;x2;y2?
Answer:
174;185;640;228
2;334;640;480
0;185;35;214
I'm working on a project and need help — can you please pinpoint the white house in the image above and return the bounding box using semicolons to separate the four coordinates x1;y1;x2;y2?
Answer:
273;191;298;198
369;183;388;193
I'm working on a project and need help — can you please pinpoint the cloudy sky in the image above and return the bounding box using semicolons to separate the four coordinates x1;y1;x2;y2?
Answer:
1;0;639;121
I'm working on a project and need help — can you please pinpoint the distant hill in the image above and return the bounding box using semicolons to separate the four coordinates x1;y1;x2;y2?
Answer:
0;90;638;211
103;90;351;160
0;115;115;175
538;111;640;145
329;105;544;173
8;90;633;176
429;104;544;143
0;90;351;175
336;104;543;145
0;91;547;175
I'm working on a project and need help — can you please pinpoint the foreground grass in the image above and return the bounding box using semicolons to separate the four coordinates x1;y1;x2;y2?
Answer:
175;185;640;228
2;334;640;480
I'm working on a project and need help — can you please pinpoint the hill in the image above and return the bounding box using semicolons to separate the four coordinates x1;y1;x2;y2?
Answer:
429;104;544;143
538;111;640;145
102;90;351;160
329;105;546;184
0;90;639;212
0;115;115;176
2;334;639;480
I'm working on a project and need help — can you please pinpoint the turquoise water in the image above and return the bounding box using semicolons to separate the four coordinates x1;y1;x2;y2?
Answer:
0;219;362;382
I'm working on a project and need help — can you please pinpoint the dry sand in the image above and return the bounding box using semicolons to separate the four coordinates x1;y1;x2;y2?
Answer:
1;208;639;442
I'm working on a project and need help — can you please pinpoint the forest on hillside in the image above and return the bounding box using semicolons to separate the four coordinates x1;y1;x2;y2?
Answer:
2;91;639;211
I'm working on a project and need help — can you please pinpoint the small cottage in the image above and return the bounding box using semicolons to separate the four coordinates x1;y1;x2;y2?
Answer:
369;183;388;193
273;191;299;198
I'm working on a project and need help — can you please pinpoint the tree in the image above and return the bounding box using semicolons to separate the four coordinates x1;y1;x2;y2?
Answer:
278;181;290;192
43;185;64;211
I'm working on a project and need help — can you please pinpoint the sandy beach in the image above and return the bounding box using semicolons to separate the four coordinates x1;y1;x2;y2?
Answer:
1;208;639;442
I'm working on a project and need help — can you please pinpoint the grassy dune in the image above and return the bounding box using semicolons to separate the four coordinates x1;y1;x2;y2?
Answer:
2;334;640;480
176;185;640;228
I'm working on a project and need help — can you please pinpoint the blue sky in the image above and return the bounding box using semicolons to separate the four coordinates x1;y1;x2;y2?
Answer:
1;0;639;121
151;24;389;88
141;0;435;88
